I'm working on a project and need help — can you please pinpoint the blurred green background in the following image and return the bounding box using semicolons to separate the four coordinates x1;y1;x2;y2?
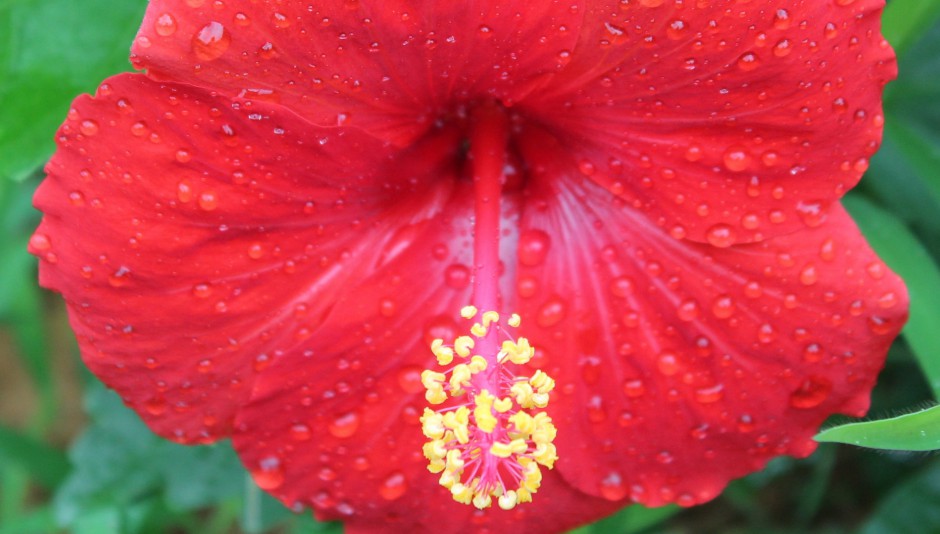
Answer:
2;0;940;532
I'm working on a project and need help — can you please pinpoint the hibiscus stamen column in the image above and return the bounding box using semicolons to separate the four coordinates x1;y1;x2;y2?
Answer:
420;102;559;511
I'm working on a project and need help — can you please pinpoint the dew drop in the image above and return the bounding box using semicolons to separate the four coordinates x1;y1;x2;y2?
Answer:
666;19;687;40
694;384;724;404
380;472;407;501
289;423;311;441
108;266;132;288
789;377;832;409
379;298;396;317
657;352;679;376
677;299;699;322
444;264;470;289
192;21;231;61
722;147;751;172
252;456;285;490
622;379;645;398
599;472;627;500
29;233;51;252
154;13;178;36
737;52;760;71
80;120;99;136
328;412;360;438
536;297;566;328
711;295;735;319
397;366;424;394
799;264;818;286
867;315;895;335
143;396;167;415
189;283;211;299
706;224;736;248
609;276;634;298
518;229;551;266
198;191;218;211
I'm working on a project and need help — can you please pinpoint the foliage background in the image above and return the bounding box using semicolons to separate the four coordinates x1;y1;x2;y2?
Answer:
1;0;939;532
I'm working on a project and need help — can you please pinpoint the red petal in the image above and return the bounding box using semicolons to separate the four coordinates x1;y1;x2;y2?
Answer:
31;73;456;442
512;129;906;506
231;185;621;531
132;1;586;144
522;0;896;245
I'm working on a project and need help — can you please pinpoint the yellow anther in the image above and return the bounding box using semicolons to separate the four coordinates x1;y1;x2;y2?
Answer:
450;364;472;392
460;305;478;319
469;355;488;373
533;442;558;468
498;490;518;510
511;381;535;409
439;469;458;489
508;313;521;328
431;339;455;365
509;438;528;455
530;369;555;393
420;408;445;439
472;493;493;510
451;483;473;505
454;336;474;357
482;311;500;328
471;322;487;337
421;370;445;389
501;338;534;364
494;396;513;413
425;386;447;405
473;390;497;433
445;449;465;471
490;441;513;458
532;413;558;444
509;411;535;434
531;392;549;408
517;487;533;504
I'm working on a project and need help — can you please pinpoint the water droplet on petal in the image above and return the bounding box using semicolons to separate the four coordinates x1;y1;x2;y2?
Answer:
518;229;550;266
192;21;231;61
789;377;831;408
536;297;565;328
290;423;312;441
80;120;99;136
706;224;736;248
252;456;285;490
329;412;360;438
599;472;627;500
444;264;470;289
397;366;424;394
380;472;408;501
723;147;751;172
155;13;178;36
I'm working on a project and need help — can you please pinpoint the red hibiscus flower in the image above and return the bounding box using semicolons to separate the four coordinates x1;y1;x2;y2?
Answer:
31;0;906;532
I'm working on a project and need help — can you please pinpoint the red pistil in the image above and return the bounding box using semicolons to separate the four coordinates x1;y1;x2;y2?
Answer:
469;101;509;385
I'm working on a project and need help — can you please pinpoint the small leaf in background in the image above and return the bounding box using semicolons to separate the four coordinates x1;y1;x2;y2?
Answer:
881;0;940;58
0;0;146;182
816;405;940;451
859;458;940;534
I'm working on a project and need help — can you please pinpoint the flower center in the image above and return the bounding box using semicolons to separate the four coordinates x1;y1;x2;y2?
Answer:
420;102;558;510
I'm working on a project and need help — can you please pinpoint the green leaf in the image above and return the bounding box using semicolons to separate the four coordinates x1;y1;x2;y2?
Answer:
882;0;940;58
569;504;680;534
0;0;147;182
0;424;69;489
844;194;940;398
858;458;940;534
53;382;243;527
0;506;58;534
815;405;940;451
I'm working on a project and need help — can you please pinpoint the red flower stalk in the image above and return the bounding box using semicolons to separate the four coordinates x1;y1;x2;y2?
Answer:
31;1;906;532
